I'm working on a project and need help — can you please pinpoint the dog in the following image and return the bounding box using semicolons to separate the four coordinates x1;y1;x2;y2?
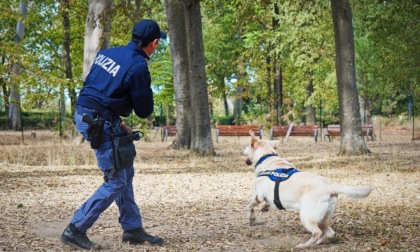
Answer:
244;130;371;248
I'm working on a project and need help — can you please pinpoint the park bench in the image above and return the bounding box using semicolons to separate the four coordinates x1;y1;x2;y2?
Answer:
324;124;374;141
215;125;262;143
270;124;319;142
161;125;177;142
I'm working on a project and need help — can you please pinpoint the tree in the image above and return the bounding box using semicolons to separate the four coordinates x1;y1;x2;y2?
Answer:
352;0;420;117
60;0;75;117
165;0;215;155
331;0;370;155
200;7;240;118
9;0;27;130
82;0;113;81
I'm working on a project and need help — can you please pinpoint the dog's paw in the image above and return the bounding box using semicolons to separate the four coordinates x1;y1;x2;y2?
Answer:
295;243;307;249
249;216;256;226
260;204;270;212
253;221;266;226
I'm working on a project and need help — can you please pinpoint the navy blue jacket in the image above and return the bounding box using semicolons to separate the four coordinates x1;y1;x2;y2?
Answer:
77;41;154;118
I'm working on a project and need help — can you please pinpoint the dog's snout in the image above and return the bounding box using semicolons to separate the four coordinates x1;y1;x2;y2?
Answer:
245;158;252;165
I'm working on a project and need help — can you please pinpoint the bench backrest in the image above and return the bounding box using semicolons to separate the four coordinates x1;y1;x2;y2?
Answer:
270;126;289;136
163;125;177;136
271;125;318;137
327;124;341;133
325;124;374;138
362;125;374;136
216;125;261;136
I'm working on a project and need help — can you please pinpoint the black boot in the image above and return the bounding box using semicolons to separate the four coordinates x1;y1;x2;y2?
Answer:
122;227;164;246
60;223;96;250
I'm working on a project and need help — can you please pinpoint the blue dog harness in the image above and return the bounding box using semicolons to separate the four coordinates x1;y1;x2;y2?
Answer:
255;154;299;210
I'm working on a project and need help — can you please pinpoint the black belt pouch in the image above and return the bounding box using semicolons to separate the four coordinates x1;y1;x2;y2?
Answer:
112;133;136;170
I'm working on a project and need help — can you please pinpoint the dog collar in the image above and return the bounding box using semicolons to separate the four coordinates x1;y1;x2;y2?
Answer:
255;154;278;168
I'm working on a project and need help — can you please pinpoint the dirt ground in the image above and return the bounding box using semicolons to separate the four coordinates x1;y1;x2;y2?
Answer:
0;128;419;251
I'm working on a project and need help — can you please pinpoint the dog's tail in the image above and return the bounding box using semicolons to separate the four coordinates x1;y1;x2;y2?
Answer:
332;183;371;199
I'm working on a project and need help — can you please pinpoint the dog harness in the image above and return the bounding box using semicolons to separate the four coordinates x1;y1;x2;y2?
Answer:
255;154;299;210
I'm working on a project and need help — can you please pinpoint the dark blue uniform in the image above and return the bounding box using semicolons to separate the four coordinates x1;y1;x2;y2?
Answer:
71;40;153;233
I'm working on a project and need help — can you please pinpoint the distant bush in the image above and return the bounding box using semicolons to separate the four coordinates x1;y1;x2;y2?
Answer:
212;116;234;126
0;111;61;130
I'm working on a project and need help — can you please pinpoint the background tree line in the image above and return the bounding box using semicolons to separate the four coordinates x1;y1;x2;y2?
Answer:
0;0;419;155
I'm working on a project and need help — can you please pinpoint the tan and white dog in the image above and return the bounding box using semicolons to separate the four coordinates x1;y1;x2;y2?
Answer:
244;130;371;248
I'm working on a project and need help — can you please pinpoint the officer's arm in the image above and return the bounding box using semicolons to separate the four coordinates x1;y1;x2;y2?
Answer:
129;65;154;118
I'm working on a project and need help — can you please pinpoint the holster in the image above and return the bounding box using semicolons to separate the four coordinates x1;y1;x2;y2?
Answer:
111;132;137;170
82;114;104;149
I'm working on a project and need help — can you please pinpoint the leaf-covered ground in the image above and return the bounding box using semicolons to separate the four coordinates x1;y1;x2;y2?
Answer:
0;129;419;251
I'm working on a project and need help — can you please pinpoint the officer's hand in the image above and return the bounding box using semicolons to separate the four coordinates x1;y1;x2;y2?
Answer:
120;121;133;134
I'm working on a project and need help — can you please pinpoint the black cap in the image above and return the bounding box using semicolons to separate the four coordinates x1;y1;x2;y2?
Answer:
132;19;167;45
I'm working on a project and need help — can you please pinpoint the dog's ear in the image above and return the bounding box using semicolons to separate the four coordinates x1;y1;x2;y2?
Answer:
270;140;281;149
249;129;257;150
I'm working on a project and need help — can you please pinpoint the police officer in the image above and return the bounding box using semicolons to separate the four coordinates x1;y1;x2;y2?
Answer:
60;19;166;250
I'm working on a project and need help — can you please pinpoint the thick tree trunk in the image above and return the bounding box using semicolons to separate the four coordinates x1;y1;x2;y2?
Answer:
74;0;112;143
9;0;27;130
331;0;370;155
165;0;192;149
187;0;214;155
82;0;113;81
165;0;215;155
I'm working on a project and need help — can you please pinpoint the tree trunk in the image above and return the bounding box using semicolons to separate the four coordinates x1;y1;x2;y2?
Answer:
266;46;272;112
273;60;282;125
272;4;283;125
358;70;371;124
165;0;192;148
221;77;229;117
165;0;215;155
231;30;246;126
232;75;244;125
73;0;112;142
9;0;27;130
60;0;71;118
331;0;370;155
305;77;316;125
82;0;113;81
165;104;171;126
188;1;214;154
2;57;10;118
60;0;77;116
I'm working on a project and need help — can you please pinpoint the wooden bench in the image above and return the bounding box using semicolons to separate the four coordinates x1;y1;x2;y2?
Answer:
324;124;374;141
161;125;177;142
362;125;374;141
270;125;319;142
215;125;262;143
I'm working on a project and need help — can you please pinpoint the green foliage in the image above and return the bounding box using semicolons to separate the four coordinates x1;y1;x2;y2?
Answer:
212;115;234;126
353;0;420;115
1;0;419;128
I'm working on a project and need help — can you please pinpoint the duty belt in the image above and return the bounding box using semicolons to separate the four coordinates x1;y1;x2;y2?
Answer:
76;105;116;122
